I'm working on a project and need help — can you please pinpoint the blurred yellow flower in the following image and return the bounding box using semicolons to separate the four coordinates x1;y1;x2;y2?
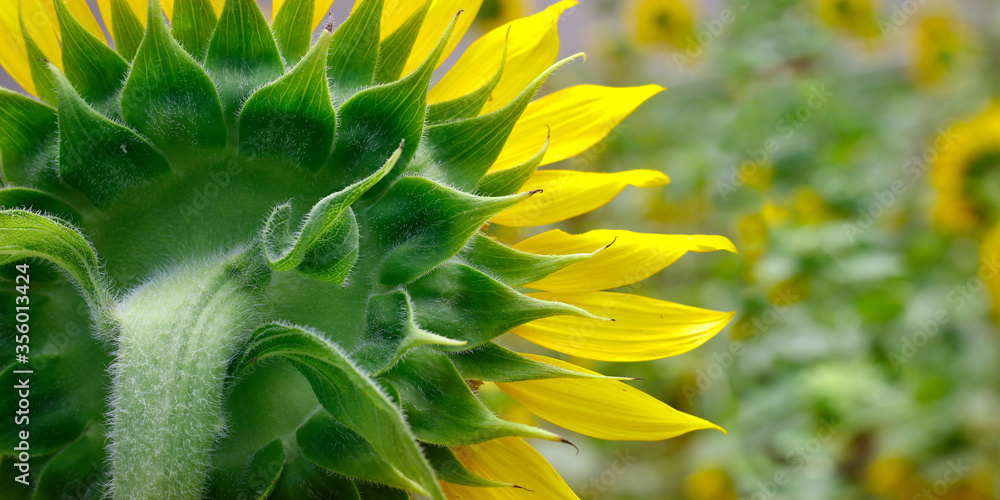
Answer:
912;13;967;85
865;456;927;500
683;466;738;500
761;200;791;226
476;0;530;33
982;223;1000;321
744;162;775;191
931;103;1000;233
630;0;696;50
793;187;832;224
818;0;880;39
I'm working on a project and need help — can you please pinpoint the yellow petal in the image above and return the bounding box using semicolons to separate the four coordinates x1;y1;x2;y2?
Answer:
512;229;737;291
16;0;66;66
273;0;334;28
97;0;226;27
496;354;724;441
441;437;579;500
97;0;145;35
512;291;734;361
399;0;481;76
490;169;669;227
62;0;107;43
379;0;426;39
491;84;664;172
0;9;35;94
428;0;575;112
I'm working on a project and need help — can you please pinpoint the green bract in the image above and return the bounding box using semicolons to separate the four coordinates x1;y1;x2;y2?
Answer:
0;0;600;498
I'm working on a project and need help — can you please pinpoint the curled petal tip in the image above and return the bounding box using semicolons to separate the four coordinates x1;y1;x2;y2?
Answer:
560;438;580;455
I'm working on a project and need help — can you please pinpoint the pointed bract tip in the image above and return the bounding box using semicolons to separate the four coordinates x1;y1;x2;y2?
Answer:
513;485;535;492
527;189;543;196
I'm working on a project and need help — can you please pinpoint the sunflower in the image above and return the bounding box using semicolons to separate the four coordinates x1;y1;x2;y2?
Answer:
912;12;967;86
982;223;1000;320
817;0;880;40
930;103;1000;233
475;0;529;33
630;0;696;50
0;0;735;498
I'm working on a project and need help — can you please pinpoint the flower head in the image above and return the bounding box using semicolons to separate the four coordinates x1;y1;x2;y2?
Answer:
630;0;696;50
818;0;880;39
0;0;735;497
931;103;1000;233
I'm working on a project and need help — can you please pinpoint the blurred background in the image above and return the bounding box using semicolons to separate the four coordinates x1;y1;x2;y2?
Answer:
3;0;999;498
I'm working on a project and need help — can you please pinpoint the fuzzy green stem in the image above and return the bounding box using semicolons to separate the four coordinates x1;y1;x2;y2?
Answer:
109;254;263;499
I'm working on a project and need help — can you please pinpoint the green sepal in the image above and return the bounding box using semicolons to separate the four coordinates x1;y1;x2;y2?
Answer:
19;13;57;105
373;0;430;83
407;262;595;349
211;359;319;488
269;450;360;500
457;232;589;287
0;89;57;187
0;188;82;224
109;0;145;62
53;0;130;113
370;176;534;287
327;0;383;100
271;0;317;65
122;0;227;156
239;31;337;171
355;482;409;499
297;411;426;493
475;136;549;197
426;40;507;124
52;69;171;207
0;210;110;311
204;0;285;118
205;438;284;500
30;423;109;500
423;444;514;488
295;207;359;284
232;323;445;500
449;342;621;382
327;12;456;191
353;290;466;374
382;349;563;446
262;147;399;281
422;55;580;190
171;0;220;60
